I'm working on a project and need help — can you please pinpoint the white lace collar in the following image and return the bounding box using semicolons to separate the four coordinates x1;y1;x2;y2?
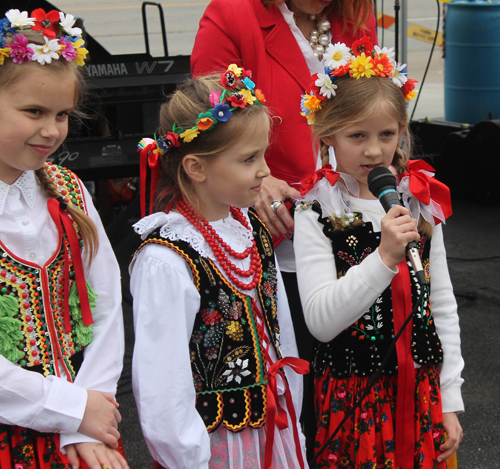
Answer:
0;171;37;215
133;208;255;258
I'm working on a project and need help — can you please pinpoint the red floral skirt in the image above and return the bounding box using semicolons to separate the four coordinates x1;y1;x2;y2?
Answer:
312;364;446;469
0;425;125;469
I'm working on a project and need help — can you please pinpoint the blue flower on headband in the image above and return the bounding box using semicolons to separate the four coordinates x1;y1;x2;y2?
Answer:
243;77;255;91
0;18;15;46
210;103;232;123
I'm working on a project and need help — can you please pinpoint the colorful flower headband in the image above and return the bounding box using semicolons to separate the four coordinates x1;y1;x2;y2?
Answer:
137;64;266;217
138;64;266;157
0;9;88;66
300;36;417;124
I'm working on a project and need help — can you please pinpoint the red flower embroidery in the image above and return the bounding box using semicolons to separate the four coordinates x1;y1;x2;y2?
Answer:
31;9;60;39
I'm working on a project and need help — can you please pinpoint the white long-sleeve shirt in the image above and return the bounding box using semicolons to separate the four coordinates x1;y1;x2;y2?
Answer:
0;170;125;448
129;209;306;469
294;197;464;413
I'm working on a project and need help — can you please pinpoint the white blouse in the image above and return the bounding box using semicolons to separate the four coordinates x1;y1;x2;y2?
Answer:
0;171;125;449
294;197;464;414
129;209;306;469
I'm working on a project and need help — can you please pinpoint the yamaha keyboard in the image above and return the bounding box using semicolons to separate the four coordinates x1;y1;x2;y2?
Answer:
50;53;191;180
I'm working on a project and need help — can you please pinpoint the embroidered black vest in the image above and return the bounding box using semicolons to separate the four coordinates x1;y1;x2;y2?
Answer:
0;163;89;379
135;211;282;433
310;204;444;378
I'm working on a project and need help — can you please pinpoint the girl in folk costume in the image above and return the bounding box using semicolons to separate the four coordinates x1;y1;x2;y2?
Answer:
130;67;309;468
294;38;464;468
0;9;128;469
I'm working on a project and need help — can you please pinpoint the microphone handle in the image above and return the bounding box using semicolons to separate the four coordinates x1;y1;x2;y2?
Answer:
406;241;427;285
377;189;427;285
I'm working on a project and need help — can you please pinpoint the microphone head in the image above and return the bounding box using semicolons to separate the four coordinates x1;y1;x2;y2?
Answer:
367;166;397;199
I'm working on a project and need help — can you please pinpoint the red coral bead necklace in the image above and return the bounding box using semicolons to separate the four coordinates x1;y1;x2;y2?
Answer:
176;198;261;290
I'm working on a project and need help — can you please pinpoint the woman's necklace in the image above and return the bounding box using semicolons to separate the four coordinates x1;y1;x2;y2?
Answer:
176;198;262;291
299;14;331;60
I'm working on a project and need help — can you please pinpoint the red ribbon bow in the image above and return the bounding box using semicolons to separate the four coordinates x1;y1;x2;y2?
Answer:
139;143;161;218
400;160;452;224
264;356;309;469
299;164;339;196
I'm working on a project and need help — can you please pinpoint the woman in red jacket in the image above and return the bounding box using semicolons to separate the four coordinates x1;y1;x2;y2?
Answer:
191;0;377;460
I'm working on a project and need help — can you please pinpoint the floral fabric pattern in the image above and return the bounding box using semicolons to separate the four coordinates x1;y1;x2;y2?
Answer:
313;365;446;469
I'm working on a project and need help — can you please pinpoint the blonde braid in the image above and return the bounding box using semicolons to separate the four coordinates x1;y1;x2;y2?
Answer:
35;168;99;265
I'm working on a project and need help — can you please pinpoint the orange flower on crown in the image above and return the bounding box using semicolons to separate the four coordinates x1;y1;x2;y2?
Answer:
373;54;394;77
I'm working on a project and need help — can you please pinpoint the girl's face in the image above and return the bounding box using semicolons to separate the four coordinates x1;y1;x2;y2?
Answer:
322;108;403;199
287;0;332;16
0;64;76;184
192;112;271;221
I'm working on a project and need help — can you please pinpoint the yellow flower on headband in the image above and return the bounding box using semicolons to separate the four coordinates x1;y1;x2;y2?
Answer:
350;53;376;79
0;47;11;65
240;89;257;105
73;38;88;67
227;64;242;77
180;128;200;143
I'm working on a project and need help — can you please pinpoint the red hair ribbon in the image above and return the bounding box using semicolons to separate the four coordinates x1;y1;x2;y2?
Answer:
400;160;452;223
47;198;93;333
299;164;340;196
139;141;161;218
264;356;309;469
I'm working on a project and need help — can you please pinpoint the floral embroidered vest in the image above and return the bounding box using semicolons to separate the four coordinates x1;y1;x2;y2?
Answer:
136;211;282;433
0;163;91;380
310;204;444;378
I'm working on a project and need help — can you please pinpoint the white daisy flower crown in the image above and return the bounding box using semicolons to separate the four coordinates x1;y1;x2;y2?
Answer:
0;8;88;66
300;37;418;124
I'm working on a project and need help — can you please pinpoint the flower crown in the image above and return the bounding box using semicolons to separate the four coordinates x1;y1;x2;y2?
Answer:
0;9;88;66
300;36;418;124
138;64;266;156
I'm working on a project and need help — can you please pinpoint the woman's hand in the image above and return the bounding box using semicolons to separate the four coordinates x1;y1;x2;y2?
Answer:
78;391;122;449
378;205;420;270
254;175;300;238
437;412;463;462
66;442;129;469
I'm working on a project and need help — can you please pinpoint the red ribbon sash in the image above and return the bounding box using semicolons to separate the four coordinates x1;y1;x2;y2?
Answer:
47;199;93;331
391;261;416;469
139;144;161;218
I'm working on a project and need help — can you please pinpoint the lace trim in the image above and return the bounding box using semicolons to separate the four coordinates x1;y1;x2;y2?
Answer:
296;172;360;225
133;210;255;258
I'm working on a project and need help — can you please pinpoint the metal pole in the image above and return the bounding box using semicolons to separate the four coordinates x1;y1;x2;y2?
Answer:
400;0;408;67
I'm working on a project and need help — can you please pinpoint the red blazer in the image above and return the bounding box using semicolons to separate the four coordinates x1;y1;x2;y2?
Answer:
191;0;377;186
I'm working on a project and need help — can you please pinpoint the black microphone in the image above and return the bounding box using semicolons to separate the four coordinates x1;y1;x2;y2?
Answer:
367;166;427;285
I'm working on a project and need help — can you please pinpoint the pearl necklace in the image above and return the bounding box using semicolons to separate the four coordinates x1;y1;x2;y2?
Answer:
176;198;262;291
306;14;331;61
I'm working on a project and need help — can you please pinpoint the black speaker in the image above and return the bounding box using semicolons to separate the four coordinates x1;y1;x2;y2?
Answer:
411;119;500;204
